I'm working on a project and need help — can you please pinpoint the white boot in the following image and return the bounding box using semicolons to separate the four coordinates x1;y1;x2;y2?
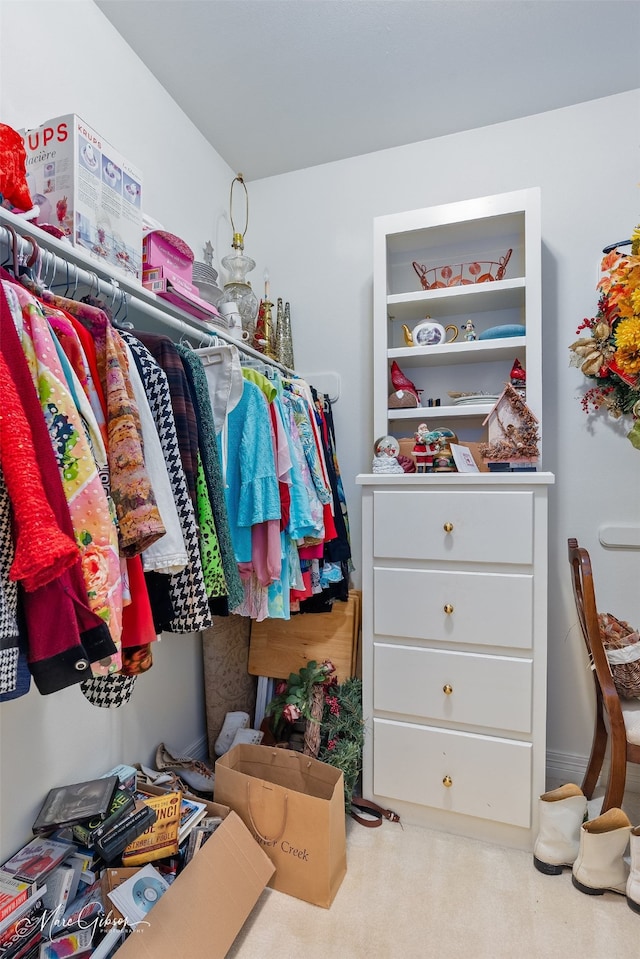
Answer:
230;727;264;748
572;807;632;895
626;825;640;913
533;783;587;875
214;711;250;756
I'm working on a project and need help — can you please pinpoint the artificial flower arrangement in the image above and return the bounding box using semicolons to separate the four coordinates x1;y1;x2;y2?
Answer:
265;659;337;737
265;660;364;811
569;225;640;449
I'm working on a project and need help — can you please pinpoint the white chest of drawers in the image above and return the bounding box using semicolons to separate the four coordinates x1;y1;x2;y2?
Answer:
356;472;554;849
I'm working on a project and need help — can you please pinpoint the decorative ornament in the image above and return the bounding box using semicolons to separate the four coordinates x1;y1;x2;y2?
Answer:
412;424;458;473
372;434;403;473
480;383;540;464
388;389;419;409
390;360;420;401
412;249;512;290
510;358;526;398
461;318;476;341
0;124;35;213
568;228;640;450
404;320;458;347
275;297;295;369
253;300;267;353
510;358;526;384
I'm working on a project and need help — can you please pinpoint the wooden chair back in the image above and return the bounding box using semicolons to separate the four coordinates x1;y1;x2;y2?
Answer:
568;537;640;811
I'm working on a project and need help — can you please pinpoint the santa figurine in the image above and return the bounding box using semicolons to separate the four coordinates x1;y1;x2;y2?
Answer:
412;423;433;473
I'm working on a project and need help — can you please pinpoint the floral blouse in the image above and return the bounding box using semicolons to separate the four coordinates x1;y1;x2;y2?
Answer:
2;282;123;675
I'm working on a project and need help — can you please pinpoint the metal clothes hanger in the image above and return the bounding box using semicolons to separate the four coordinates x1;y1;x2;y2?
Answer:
38;249;57;292
18;234;38;281
113;288;133;329
1;225;20;276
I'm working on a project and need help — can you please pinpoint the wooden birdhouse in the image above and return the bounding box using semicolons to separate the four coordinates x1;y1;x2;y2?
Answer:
480;383;540;467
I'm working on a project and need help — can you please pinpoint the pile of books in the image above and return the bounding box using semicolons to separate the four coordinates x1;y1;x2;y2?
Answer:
0;764;223;959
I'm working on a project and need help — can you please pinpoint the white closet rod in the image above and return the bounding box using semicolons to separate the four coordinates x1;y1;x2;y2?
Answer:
0;209;295;375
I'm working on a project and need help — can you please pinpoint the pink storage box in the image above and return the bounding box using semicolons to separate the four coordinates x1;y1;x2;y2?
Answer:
143;265;194;297
143;230;194;286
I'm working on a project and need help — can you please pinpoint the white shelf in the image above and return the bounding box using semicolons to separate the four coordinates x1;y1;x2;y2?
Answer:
373;187;541;448
387;403;494;422
387;276;525;321
388;336;526;368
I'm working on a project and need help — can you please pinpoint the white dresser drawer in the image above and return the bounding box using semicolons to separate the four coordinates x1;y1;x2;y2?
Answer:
374;566;533;649
373;490;533;564
373;718;532;827
373;643;532;733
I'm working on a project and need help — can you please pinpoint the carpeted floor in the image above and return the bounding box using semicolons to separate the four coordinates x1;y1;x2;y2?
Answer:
227;787;640;959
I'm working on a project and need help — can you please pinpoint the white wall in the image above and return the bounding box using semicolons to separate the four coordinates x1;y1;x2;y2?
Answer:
1;0;639;856
0;0;236;858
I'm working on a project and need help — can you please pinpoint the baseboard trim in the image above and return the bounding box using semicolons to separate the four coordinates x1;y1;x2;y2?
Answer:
546;749;640;794
183;733;210;762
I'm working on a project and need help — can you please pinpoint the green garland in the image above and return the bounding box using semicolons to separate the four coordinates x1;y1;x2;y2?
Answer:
318;677;364;813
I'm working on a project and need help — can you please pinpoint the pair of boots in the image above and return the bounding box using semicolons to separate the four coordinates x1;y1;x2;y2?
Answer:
533;783;640;913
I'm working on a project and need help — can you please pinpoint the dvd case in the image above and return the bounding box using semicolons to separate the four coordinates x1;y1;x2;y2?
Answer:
32;777;119;835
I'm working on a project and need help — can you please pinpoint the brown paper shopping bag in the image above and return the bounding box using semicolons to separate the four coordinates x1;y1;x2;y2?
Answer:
214;744;347;907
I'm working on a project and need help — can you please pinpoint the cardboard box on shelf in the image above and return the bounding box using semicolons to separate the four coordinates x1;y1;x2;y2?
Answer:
114;789;274;959
21;114;143;282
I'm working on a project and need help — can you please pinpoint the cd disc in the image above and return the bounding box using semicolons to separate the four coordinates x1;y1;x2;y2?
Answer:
132;876;165;913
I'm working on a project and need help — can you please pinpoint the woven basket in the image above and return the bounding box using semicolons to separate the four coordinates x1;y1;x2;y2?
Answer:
303;684;325;758
599;612;640;699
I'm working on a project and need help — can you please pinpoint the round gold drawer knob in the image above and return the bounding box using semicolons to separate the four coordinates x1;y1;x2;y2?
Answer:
443;522;454;533
444;603;454;615
443;775;453;788
443;684;453;695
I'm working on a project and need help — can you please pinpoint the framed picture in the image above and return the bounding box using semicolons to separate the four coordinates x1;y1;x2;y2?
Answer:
412;320;458;346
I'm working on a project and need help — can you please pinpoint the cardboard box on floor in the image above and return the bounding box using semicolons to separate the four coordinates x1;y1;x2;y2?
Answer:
114;787;274;959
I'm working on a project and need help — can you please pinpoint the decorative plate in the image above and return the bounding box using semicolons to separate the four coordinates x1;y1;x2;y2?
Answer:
449;392;500;406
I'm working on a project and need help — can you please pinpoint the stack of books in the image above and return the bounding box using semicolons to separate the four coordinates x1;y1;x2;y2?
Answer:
0;762;225;958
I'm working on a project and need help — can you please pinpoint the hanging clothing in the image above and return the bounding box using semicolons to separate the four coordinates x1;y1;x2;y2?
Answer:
122;339;188;575
0;352;79;592
0;274;116;694
46;295;167;558
59;313;157;660
176;343;243;609
135;332;200;507
217;376;281;565
121;332;212;635
3;279;124;671
0;473;22;698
